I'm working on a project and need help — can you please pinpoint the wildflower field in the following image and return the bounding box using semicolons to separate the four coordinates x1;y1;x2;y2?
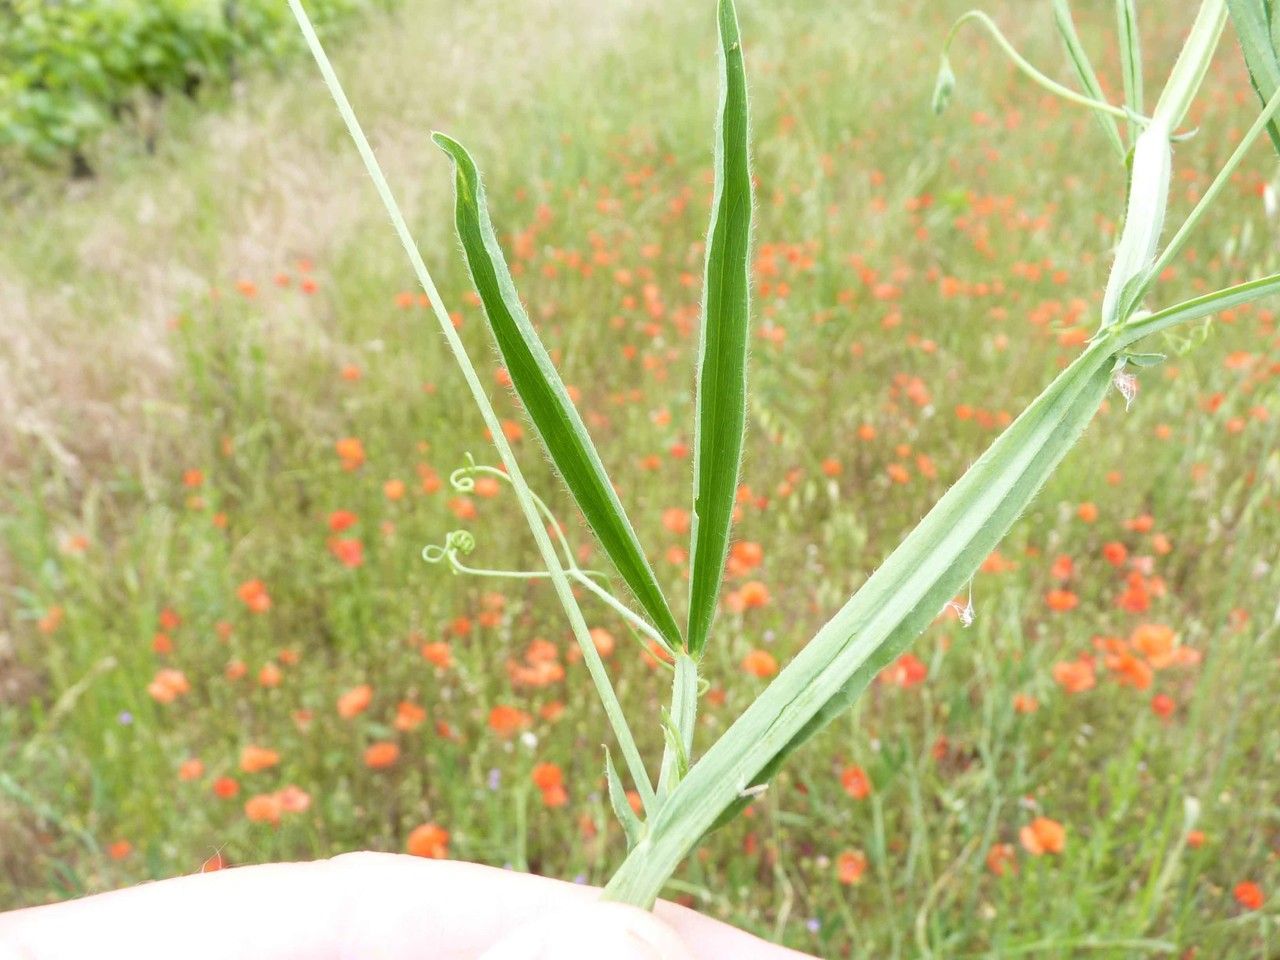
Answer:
2;0;1279;955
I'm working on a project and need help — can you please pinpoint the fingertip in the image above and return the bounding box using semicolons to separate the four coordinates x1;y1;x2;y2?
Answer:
476;902;694;960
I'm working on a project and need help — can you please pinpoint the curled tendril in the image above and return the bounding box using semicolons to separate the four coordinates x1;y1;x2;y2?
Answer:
421;457;673;660
449;453;481;493
422;529;477;568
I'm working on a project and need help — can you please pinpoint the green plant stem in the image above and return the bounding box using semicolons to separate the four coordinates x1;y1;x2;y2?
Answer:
287;0;657;815
1137;83;1280;308
945;10;1140;121
603;273;1280;907
1116;0;1144;142
656;652;698;800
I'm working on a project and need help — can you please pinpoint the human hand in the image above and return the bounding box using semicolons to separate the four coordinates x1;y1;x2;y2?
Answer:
0;852;815;959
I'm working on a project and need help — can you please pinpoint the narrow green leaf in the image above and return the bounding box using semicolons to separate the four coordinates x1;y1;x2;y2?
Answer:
1052;0;1126;158
433;133;682;651
687;0;753;657
605;273;1280;907
605;747;644;850
1228;0;1280;154
1116;0;1144;142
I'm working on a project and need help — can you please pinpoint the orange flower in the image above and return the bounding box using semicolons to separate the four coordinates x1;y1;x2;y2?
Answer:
244;793;283;825
108;840;133;861
1045;588;1079;612
662;508;691;534
328;510;358;532
727;540;764;575
589;628;616;658
421;641;453;669
212;777;240;799
532;763;563;791
1019;817;1066;855
1076;502;1098;523
1012;693;1039;714
1052;658;1095;694
1050;554;1074;581
337;684;373;719
737;581;771;609
1151;693;1175;719
1130;623;1175;666
328;537;364;568
406;823;449;859
488;705;532;738
277;785;312;813
879;653;927;688
236;579;271;614
836;849;868;884
147;668;191;703
258;661;282;688
1234;881;1264;910
1105;650;1152;690
1102;541;1128;567
986;842;1017;876
178;758;205;781
541;784;569;808
363;741;400;769
37;606;64;634
839;764;872;800
335;437;366;470
741;649;778;678
394;701;427;732
384;479;406;501
239;745;280;774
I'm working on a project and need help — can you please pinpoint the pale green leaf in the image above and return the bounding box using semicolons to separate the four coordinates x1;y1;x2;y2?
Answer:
605;747;644;850
605;274;1280;907
1228;0;1280;154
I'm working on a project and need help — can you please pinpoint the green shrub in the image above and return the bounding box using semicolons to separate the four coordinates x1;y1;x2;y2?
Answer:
0;0;371;172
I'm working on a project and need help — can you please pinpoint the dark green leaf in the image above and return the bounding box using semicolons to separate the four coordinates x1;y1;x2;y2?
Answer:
433;132;682;650
687;0;753;657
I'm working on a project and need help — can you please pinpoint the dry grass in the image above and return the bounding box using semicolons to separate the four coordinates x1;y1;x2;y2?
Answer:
0;0;647;476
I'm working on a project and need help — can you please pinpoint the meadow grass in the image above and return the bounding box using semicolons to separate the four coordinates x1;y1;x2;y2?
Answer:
1;0;1279;955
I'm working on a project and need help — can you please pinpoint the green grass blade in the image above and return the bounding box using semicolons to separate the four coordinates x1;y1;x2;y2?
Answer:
605;273;1280;906
432;133;682;651
687;0;753;657
1053;0;1127;158
1228;0;1280;154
